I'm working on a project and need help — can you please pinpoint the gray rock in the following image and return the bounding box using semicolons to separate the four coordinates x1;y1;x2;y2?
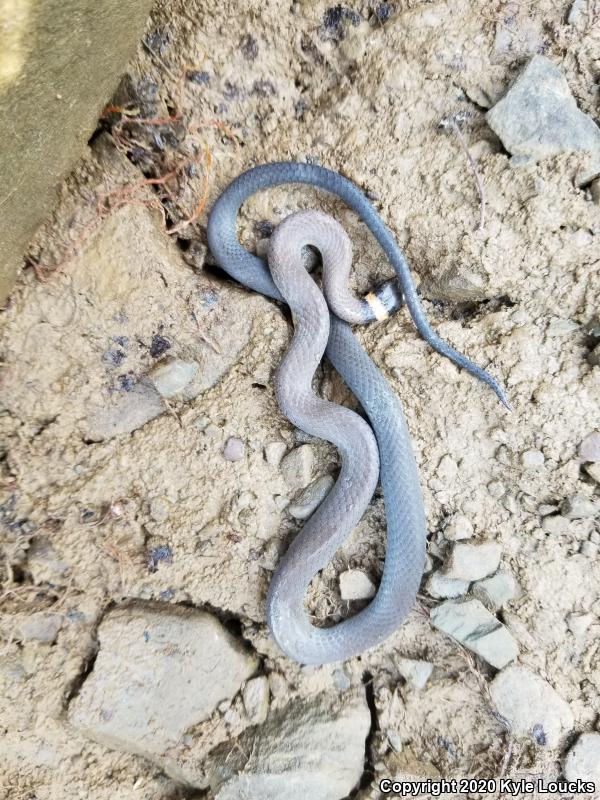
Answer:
542;515;570;535
580;432;600;462
68;604;258;758
264;441;287;467
490;666;574;748
149;358;199;398
443;541;502;582
443;514;474;541
563;733;600;782
426;571;470;599
223;437;245;462
288;475;335;520
396;658;434;690
148;496;171;523
280;445;314;490
430;598;519;669
561;494;599;519
567;0;591;31
204;690;370;799
242;676;270;725
521;449;545;468
584;462;600;483
85;383;164;441
488;481;507;500
18;612;63;644
26;536;70;582
486;56;600;186
332;669;351;691
339;569;376;601
472;569;517;612
580;540;598;557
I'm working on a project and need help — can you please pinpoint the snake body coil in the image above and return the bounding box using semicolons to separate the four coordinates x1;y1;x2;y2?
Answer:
207;162;507;665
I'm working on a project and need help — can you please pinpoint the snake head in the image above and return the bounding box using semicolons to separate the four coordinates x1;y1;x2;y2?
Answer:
364;279;404;322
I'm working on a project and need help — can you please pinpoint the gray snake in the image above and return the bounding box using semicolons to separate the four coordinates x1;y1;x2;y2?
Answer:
207;162;508;665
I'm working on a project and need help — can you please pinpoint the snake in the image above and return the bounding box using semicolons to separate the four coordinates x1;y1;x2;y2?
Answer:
207;162;509;665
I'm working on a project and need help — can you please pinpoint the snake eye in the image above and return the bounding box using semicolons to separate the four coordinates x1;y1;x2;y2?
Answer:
364;279;404;322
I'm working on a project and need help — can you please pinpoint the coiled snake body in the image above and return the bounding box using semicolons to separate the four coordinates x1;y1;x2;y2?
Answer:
207;162;508;665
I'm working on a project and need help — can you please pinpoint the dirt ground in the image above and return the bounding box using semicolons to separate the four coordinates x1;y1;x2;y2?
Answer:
1;1;599;798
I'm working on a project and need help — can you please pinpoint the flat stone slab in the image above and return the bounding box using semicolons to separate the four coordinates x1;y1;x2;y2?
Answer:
68;603;258;758
430;598;519;669
202;689;371;800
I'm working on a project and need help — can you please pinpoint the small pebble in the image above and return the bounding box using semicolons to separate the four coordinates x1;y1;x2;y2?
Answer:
487;480;505;499
264;441;287;467
223;437;245;461
437;454;458;481
192;414;209;431
242;676;270;725
561;494;599;519
472;569;517;612
333;668;351;691
502;494;518;514
580;541;598;557
149;358;198;398
547;318;580;336
267;671;288;699
567;0;589;30
542;515;570;535
288;475;335;520
387;730;402;752
564;732;600;782
149;496;171;523
280;445;314;489
584;463;600;483
396;658;433;690
580;432;600;462
339;569;376;601
521;449;545;468
18;613;63;644
426;571;470;599
443;514;473;541
443;541;502;582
